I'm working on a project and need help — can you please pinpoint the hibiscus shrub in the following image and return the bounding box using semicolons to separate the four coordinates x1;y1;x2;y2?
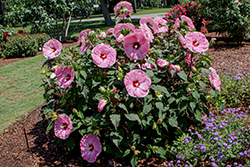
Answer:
197;0;250;43
1;34;38;58
40;1;220;166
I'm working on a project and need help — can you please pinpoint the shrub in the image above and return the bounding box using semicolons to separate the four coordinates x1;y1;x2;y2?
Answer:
40;1;219;166
164;1;205;31
1;34;38;58
33;33;51;51
198;0;250;43
0;25;16;42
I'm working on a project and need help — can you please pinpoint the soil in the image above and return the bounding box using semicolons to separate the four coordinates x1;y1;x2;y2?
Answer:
0;33;250;167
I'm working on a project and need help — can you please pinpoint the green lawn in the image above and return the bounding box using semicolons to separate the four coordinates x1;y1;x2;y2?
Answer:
13;8;170;39
0;54;46;133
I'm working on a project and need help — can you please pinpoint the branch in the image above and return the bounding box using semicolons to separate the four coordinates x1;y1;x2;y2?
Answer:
66;18;82;41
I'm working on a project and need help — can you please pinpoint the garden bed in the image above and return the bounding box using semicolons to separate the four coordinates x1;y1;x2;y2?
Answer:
0;35;250;166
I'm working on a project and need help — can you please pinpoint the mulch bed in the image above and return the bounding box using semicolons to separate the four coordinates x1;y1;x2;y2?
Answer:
0;33;250;166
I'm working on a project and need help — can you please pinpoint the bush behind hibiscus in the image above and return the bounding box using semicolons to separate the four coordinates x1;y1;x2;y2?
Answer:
40;1;221;166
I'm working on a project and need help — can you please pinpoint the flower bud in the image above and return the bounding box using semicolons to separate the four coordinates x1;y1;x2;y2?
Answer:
157;118;162;124
134;150;141;156
52;65;59;72
191;66;197;72
51;112;57;121
99;86;105;92
152;123;157;130
41;69;46;74
139;112;144;119
131;146;136;151
111;87;117;94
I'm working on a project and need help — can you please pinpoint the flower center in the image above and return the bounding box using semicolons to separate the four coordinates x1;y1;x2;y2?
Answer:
133;80;140;88
65;74;71;81
52;47;57;52
193;41;199;47
100;53;107;60
62;122;68;130
89;143;94;152
133;42;140;50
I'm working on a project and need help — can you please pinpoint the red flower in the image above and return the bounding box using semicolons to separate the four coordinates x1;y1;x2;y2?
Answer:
3;31;10;42
17;30;24;34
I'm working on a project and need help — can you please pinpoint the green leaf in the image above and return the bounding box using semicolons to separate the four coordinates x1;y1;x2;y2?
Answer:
151;85;170;97
210;89;216;97
80;70;87;79
168;96;175;104
179;101;188;112
200;68;211;75
66;137;75;151
156;102;163;111
118;103;128;113
103;144;113;154
47;120;54;132
192;90;200;101
75;71;80;80
190;102;196;112
177;71;187;81
110;114;121;131
162;122;168;132
123;149;131;157
199;81;206;89
194;109;202;122
125;113;141;124
110;132;123;148
130;156;138;167
168;117;178;128
157;147;166;160
143;103;152;115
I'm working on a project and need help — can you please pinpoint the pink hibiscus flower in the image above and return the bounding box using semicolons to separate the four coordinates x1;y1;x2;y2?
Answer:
137;58;153;70
178;33;186;45
116;34;124;46
156;59;169;68
138;24;154;42
185;52;194;65
107;28;114;35
43;39;62;59
181;15;195;31
124;69;151;98
169;64;180;77
98;99;107;112
99;32;106;40
123;32;150;60
208;67;221;92
80;134;102;163
56;66;74;88
91;43;117;68
78;29;91;44
113;23;136;38
185;32;209;53
114;1;133;18
139;16;158;32
54;114;72;140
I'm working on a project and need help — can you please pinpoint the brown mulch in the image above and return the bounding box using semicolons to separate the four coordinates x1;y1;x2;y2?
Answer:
0;33;250;167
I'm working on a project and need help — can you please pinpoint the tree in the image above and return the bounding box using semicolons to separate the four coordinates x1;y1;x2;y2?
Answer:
0;0;6;25
100;0;114;26
5;0;98;42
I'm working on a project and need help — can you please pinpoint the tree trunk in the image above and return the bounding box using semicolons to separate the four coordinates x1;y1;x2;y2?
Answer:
100;0;114;26
133;0;137;13
0;0;6;25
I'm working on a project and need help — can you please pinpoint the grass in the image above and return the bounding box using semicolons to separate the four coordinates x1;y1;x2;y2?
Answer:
0;54;46;133
13;7;170;39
